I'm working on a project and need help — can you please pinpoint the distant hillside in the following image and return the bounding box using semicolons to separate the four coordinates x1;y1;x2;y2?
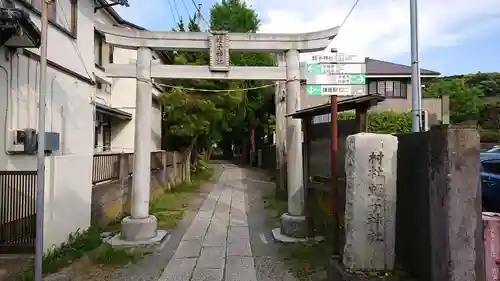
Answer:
425;72;500;97
423;72;500;142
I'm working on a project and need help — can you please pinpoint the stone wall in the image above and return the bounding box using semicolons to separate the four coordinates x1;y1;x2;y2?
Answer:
90;151;191;227
395;126;484;281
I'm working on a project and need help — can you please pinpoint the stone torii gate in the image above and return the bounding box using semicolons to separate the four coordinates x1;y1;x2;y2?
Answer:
96;23;340;243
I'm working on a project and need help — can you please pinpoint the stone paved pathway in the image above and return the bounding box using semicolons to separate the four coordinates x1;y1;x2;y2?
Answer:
158;165;257;281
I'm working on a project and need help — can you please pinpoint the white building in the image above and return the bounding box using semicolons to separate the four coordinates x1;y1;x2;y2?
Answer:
0;0;166;253
93;1;166;153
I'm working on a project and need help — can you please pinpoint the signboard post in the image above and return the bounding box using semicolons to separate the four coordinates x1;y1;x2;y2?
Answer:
304;51;366;258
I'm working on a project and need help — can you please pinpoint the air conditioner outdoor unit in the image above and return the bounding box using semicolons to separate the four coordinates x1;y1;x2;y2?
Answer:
6;129;25;153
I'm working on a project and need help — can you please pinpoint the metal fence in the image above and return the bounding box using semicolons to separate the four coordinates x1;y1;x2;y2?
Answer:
0;171;37;254
92;154;120;184
93;151;170;184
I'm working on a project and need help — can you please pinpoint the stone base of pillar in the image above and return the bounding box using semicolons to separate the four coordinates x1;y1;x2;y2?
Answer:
271;213;308;243
121;215;158;241
327;256;398;281
105;215;170;250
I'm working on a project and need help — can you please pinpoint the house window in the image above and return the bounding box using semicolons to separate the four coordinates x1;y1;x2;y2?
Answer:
94;31;103;66
70;0;78;36
109;45;114;64
368;80;407;98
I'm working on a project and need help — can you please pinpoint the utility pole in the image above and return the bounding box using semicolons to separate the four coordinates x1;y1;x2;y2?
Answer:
410;0;422;132
35;1;50;280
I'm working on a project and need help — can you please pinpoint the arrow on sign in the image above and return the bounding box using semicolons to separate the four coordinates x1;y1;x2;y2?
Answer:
306;63;324;74
350;74;366;84
306;85;322;95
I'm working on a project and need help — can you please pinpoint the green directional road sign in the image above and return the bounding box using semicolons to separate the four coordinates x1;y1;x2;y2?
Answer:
306;85;322;95
305;63;324;75
350;74;366;84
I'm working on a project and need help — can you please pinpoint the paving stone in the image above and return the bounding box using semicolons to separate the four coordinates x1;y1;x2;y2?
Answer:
183;221;210;241
229;212;248;226
191;268;224;281
227;226;250;244
157;258;197;281
174;240;202;258
225;257;258;281
197;246;226;269
203;224;227;247
227;240;252;257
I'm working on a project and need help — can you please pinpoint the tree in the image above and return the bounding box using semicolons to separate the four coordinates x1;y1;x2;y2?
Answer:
424;78;484;123
209;0;275;161
161;0;276;164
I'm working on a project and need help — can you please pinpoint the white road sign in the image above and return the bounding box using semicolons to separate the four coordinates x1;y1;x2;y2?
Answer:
301;52;365;64
305;63;366;75
306;85;367;96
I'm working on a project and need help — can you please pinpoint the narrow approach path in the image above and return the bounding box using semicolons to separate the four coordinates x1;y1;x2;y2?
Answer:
157;163;295;281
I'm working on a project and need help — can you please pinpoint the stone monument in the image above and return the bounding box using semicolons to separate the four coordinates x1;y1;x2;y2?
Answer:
343;133;398;271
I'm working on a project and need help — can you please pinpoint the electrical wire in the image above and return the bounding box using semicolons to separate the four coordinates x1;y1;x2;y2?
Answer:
179;0;191;19
55;0;93;81
155;82;275;93
190;0;210;31
167;0;178;24
172;0;181;22
338;0;361;33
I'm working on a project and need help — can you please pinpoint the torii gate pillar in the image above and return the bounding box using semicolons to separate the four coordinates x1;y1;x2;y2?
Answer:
273;49;308;241
120;47;161;242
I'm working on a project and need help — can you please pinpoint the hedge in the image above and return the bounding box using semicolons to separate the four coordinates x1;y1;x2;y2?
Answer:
338;111;413;134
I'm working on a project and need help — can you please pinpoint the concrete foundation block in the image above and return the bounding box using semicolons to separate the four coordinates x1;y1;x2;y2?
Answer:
121;215;158;241
280;213;308;238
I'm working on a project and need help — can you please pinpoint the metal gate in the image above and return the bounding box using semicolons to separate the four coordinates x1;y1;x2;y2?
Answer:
0;171;37;254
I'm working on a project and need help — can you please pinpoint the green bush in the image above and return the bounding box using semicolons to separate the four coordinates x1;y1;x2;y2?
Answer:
479;128;500;143
338;111;412;134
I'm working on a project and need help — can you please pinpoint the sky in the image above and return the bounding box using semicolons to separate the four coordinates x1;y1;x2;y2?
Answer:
114;0;500;76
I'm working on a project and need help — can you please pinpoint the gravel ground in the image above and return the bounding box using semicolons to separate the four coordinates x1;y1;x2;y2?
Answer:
242;168;298;281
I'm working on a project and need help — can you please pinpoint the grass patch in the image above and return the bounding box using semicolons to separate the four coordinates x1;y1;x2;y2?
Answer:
282;239;330;281
263;191;287;220
18;227;141;281
150;168;214;229
263;189;330;281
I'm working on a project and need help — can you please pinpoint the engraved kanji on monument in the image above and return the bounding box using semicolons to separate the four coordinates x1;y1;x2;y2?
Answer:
343;133;398;271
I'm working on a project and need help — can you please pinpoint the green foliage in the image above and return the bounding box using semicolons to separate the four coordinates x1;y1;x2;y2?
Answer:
424;72;500;142
19;227;139;281
161;0;275;156
479;127;500;143
424;78;484;123
338;111;412;134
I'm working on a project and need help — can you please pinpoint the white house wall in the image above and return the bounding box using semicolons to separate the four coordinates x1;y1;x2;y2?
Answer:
107;47;162;152
0;47;94;170
13;0;95;82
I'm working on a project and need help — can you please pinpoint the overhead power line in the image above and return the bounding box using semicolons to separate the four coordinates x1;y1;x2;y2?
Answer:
167;0;178;24
338;0;361;33
156;82;275;92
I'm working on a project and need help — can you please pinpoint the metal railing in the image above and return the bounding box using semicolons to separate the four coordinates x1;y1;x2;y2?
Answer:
92;154;120;184
0;171;37;254
93;151;176;184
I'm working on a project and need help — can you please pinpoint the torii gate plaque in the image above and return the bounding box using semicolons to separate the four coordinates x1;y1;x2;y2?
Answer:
96;23;339;244
209;31;230;72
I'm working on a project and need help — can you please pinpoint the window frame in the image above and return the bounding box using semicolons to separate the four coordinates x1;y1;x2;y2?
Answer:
20;0;77;38
368;79;408;99
94;31;104;68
